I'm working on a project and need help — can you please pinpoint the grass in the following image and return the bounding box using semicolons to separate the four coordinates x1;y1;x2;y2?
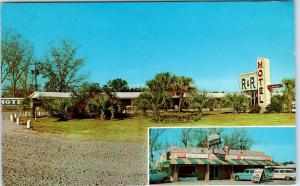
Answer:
31;112;295;142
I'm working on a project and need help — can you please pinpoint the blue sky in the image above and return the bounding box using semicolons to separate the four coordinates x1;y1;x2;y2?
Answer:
1;2;295;91
151;127;296;163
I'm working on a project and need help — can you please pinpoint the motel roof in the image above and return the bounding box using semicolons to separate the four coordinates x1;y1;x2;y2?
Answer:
162;146;277;166
113;92;142;99
167;147;268;157
166;158;278;166
113;92;246;99
28;91;72;99
28;91;278;99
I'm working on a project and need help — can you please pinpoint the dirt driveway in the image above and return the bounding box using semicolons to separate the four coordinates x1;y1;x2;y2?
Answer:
2;117;148;185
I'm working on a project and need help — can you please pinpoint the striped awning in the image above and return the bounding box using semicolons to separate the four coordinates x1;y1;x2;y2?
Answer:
168;158;278;166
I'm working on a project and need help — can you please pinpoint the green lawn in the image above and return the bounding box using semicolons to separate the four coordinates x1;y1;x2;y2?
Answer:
31;113;295;142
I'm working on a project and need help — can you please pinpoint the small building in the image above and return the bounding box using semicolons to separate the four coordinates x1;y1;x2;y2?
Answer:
163;147;278;182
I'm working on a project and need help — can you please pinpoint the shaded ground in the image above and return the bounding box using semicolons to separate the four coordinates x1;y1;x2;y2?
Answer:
2;118;148;185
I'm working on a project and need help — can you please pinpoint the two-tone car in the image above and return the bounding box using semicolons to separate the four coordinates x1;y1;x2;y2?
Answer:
234;168;273;181
149;170;170;184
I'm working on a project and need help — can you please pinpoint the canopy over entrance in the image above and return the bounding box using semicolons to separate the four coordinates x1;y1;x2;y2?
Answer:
167;158;278;166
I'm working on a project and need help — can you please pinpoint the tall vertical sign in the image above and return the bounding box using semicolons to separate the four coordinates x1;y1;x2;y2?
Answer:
257;57;271;112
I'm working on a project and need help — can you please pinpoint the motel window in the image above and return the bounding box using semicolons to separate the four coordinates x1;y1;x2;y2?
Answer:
274;170;279;173
280;170;284;173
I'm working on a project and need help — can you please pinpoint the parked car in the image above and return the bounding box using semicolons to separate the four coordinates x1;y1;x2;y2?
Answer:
149;169;170;184
234;168;273;181
272;169;296;180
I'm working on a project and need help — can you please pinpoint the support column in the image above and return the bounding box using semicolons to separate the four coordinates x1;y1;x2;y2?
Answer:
205;164;210;182
173;165;178;182
230;165;234;180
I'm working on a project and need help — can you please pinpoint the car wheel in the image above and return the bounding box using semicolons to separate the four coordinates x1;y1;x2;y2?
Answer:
235;176;240;181
285;176;290;181
163;177;170;183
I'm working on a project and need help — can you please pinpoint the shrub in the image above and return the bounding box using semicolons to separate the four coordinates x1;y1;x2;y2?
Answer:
46;99;73;121
19;98;31;112
249;105;261;113
266;95;284;113
223;93;248;113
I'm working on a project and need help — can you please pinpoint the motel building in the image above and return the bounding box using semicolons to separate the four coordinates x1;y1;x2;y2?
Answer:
160;146;278;182
2;91;283;114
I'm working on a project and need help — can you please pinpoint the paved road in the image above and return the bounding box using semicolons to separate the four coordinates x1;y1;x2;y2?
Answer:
2;117;148;185
154;180;296;185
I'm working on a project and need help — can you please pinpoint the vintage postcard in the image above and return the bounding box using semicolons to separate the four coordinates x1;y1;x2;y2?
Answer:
1;1;296;185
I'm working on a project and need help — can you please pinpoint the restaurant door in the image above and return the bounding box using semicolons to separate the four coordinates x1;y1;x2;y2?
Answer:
209;165;219;180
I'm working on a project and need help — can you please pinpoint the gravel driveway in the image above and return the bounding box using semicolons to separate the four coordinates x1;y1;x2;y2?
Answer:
2;117;148;185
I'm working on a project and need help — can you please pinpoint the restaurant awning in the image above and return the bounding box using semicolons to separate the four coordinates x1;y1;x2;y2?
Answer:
168;158;278;166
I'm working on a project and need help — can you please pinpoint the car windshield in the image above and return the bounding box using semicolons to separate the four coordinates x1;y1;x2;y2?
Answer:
151;170;157;174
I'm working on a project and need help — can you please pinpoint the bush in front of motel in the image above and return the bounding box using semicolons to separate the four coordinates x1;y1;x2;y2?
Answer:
223;93;248;113
44;98;74;121
43;91;122;121
265;95;284;113
248;105;261;113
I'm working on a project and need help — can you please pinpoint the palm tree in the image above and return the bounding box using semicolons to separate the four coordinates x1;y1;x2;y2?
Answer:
171;76;193;113
139;91;171;121
282;78;295;113
48;98;73;121
187;91;209;116
224;93;248;113
85;93;111;120
146;72;173;92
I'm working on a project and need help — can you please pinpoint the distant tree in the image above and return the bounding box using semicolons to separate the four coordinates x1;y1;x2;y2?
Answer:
128;87;146;92
149;128;166;165
80;82;102;94
282;161;295;165
282;78;295;113
224;93;248;113
222;128;254;150
194;128;225;148
41;39;86;92
187;91;209;116
179;128;193;147
106;78;129;92
1;29;34;97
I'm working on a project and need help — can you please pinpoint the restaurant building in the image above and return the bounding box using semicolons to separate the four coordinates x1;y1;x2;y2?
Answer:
162;147;278;182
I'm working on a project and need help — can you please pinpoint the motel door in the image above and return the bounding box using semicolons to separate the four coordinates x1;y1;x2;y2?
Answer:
209;165;219;180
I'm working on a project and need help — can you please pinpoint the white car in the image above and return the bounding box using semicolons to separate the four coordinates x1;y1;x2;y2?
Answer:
272;169;296;180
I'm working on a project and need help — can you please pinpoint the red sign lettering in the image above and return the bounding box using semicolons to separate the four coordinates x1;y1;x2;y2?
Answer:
257;61;263;69
258;69;263;77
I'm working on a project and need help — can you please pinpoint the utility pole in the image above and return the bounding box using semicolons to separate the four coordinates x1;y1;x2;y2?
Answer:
31;62;40;91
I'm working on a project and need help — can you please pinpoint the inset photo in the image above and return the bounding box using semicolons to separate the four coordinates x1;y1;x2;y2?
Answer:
148;127;296;185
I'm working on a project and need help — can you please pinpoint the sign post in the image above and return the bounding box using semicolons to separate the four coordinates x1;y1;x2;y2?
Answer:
257;57;271;113
251;169;266;183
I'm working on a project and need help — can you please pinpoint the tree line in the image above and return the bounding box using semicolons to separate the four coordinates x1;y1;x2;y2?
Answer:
2;29;295;120
1;29;145;98
149;128;255;165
